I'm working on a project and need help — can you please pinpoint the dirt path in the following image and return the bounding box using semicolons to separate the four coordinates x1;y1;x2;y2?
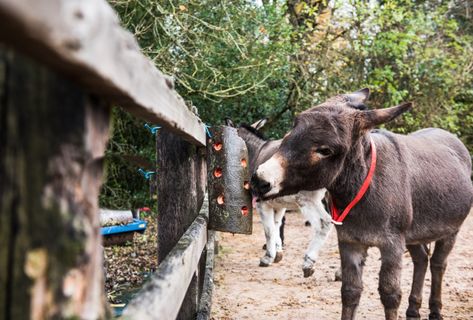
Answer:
212;210;473;319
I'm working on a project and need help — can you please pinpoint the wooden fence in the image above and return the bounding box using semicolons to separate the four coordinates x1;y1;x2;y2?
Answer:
0;0;217;319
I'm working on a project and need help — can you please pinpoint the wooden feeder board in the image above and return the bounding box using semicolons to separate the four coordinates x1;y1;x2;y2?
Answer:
207;126;253;234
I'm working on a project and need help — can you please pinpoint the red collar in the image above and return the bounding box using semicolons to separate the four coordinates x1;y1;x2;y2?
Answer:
330;137;377;225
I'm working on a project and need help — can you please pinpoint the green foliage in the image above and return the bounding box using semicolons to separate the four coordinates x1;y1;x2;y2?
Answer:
329;0;473;144
101;0;472;208
99;108;156;209
110;0;297;128
284;0;473;149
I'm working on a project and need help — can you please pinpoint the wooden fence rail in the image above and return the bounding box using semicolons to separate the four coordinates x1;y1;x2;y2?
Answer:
0;0;217;319
0;0;206;146
124;202;209;319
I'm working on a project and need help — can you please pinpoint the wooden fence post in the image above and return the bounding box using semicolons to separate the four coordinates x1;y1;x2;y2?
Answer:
0;49;110;319
196;230;216;320
156;130;206;319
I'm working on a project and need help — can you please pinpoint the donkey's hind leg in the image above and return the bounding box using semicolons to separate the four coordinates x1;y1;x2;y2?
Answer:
428;233;458;320
406;244;429;320
279;215;286;247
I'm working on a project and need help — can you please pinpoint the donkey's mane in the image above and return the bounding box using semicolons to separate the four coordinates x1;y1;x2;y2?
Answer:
239;123;267;140
351;103;368;110
239;101;366;142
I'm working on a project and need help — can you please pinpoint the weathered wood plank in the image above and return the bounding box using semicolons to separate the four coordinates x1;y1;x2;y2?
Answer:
197;231;216;320
156;130;206;319
0;0;206;146
156;131;206;262
122;211;208;320
0;48;109;319
178;268;199;320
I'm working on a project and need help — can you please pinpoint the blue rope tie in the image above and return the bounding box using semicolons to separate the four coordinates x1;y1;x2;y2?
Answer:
144;123;161;135
138;168;156;180
204;124;212;138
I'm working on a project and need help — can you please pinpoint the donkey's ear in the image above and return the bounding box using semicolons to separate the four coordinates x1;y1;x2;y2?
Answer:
347;88;370;103
251;118;268;131
225;118;235;127
359;102;413;129
346;88;370;110
355;88;370;100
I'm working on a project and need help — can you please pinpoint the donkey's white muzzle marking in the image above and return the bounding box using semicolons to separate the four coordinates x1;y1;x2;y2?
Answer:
255;156;284;197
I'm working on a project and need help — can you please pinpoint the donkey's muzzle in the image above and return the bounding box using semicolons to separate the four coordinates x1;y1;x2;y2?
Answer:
251;173;271;197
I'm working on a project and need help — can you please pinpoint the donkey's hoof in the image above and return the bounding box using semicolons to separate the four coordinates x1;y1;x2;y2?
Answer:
262;244;267;250
259;255;273;267
305;221;311;227
428;312;443;320
274;252;283;263
406;308;420;320
302;255;315;277
334;268;342;281
303;267;315;278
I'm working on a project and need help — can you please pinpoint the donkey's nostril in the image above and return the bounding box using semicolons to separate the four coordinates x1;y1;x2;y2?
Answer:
260;181;270;194
251;173;271;195
250;173;260;189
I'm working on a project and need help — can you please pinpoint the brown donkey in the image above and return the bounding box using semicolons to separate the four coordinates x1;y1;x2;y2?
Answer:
251;90;473;320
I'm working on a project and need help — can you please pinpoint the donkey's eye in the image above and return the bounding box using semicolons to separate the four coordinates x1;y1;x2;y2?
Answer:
315;147;332;157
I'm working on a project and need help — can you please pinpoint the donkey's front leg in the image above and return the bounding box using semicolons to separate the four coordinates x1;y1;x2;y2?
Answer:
301;202;332;277
273;207;286;263
339;242;368;320
379;240;405;320
258;203;277;267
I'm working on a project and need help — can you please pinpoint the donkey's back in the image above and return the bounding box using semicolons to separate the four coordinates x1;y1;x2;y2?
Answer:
397;128;473;243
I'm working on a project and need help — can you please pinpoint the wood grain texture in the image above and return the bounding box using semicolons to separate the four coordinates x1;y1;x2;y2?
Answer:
0;0;206;145
0;49;109;319
155;130;207;319
156;131;206;262
207;126;253;234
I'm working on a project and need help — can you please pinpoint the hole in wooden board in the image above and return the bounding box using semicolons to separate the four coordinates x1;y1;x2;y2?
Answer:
243;181;250;190
241;158;247;167
214;168;223;178
241;206;249;216
217;195;225;205
213;142;223;151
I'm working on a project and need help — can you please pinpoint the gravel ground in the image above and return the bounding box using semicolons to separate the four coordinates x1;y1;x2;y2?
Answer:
212;209;473;320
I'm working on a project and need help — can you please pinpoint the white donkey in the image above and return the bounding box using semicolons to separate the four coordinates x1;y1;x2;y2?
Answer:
226;119;332;277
